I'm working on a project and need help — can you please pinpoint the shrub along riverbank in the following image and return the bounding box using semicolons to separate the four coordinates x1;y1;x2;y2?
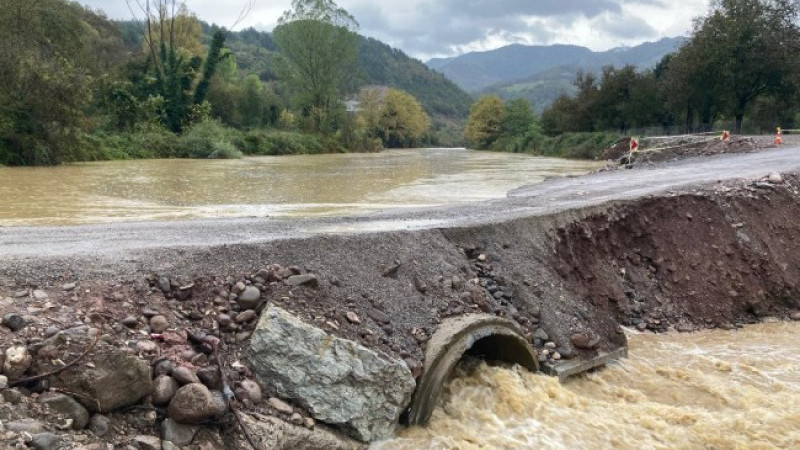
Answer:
78;121;346;162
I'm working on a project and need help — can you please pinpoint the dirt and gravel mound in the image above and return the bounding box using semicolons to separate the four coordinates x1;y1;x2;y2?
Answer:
0;171;799;448
602;135;776;167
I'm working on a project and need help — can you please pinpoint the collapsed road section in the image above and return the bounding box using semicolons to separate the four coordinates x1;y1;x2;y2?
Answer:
0;152;799;448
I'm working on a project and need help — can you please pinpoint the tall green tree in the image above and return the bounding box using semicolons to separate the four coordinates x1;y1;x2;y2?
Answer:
680;0;800;131
129;1;229;132
376;89;431;148
0;0;120;165
464;96;505;149
272;0;359;133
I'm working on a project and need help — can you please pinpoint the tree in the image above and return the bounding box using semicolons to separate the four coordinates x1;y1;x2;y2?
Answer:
272;0;359;133
126;1;230;132
0;0;117;165
681;0;800;131
464;96;505;149
376;89;431;148
493;99;537;151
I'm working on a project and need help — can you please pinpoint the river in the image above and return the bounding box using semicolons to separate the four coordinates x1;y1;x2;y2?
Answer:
0;148;601;226
374;322;800;449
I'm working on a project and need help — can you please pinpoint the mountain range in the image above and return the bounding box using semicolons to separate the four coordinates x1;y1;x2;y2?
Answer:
427;37;684;111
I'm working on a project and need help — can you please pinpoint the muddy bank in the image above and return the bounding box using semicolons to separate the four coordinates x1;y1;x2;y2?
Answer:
602;135;778;168
0;172;799;447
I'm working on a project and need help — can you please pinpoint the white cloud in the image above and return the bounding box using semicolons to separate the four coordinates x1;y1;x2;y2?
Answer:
80;0;710;59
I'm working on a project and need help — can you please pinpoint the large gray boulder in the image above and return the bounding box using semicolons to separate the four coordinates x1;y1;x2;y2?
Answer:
34;334;152;412
246;307;415;442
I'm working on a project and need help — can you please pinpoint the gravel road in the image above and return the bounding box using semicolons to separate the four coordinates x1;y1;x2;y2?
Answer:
1;147;799;264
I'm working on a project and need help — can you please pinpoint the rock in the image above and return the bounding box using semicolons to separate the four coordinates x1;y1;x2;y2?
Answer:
217;314;232;327
157;276;171;293
172;366;201;385
154;359;175;377
533;328;549;341
121;316;139;328
404;358;422;379
62;282;77;291
237;380;262;403
2;388;24;404
153;376;179;405
366;309;390;324
149;315;170;333
286;274;319;288
36;336;152;412
237;286;262;310
4;345;32;379
197;367;222;390
268;397;294;415
451;275;464;291
767;172;783;183
235;310;257;324
89;414;111;437
557;347;575;360
209;390;228;418
32;289;49;301
413;276;427;294
7;419;46;433
2;313;27;332
40;393;90;429
290;413;304;425
247;306;416;442
132;435;161;450
238;413;362;450
345;311;361;325
136;340;158;354
790;312;800;321
168;384;220;424
141;309;160;318
161;418;199;446
0;375;7;389
381;263;401;278
570;333;600;350
30;433;64;450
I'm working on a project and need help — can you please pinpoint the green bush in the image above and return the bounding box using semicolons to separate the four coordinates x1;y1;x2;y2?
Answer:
516;131;619;159
233;130;326;156
82;129;183;160
178;121;243;159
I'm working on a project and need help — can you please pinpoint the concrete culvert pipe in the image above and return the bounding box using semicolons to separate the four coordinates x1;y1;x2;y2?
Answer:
404;314;539;426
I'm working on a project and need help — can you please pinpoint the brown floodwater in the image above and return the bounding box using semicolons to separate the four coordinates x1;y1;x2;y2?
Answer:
0;148;601;226
374;322;800;449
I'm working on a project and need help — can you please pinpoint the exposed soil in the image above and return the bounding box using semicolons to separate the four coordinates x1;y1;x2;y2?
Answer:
602;136;776;167
0;169;799;447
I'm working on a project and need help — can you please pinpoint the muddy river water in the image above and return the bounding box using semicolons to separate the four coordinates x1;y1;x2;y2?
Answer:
375;322;800;449
0;148;601;226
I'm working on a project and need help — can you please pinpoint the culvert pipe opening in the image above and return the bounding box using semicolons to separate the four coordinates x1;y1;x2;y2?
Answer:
404;314;539;426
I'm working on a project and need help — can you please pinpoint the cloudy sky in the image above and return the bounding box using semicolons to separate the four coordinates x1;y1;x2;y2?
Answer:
82;0;710;60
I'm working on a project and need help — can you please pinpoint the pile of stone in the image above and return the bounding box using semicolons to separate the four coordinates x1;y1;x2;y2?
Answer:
0;264;364;449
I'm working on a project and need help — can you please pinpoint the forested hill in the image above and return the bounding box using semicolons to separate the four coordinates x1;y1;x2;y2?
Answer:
357;37;472;118
428;37;684;93
195;24;472;118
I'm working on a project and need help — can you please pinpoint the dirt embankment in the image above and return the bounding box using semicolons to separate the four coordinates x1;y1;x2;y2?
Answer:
602;135;777;167
0;173;799;448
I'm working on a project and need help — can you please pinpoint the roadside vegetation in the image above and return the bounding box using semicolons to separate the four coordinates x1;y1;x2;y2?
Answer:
0;0;444;166
465;0;800;159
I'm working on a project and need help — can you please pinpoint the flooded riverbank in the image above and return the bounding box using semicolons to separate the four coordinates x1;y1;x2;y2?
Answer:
375;322;800;449
0;148;601;226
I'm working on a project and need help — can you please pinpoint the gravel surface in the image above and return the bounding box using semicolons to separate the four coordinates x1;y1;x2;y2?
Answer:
2;147;800;268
